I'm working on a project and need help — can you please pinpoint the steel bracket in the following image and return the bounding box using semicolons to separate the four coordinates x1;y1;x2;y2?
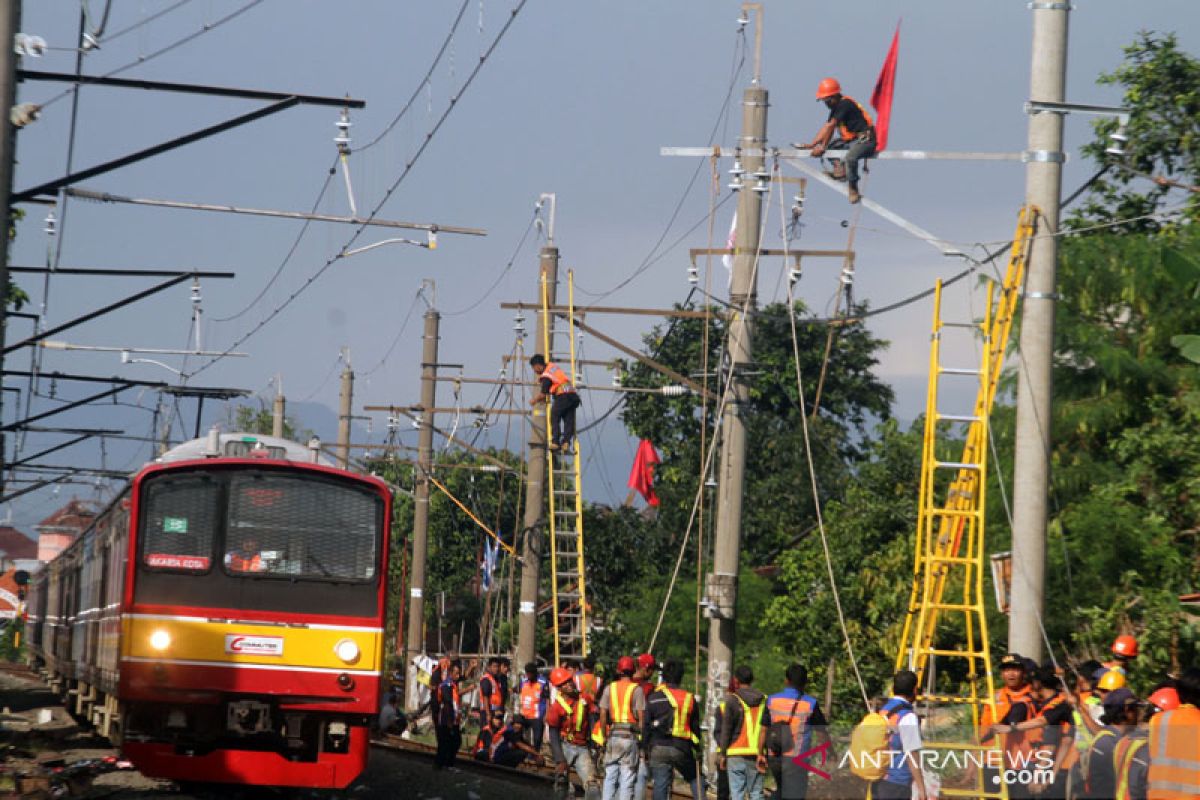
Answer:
1022;150;1067;164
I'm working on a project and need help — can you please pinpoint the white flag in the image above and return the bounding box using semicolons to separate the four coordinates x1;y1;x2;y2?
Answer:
722;211;737;287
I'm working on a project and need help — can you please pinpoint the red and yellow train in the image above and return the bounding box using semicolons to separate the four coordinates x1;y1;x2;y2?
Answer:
24;432;392;789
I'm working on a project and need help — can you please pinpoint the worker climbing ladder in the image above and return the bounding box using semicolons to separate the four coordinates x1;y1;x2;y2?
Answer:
893;205;1038;800
541;269;589;664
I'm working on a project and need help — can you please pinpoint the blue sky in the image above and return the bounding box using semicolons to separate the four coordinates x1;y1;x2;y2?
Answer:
5;1;1199;534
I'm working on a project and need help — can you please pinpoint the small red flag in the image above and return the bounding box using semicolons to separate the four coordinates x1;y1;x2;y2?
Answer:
627;439;661;507
870;22;901;152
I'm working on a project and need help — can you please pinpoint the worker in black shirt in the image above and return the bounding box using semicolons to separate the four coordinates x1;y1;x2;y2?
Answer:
530;353;582;453
643;659;703;800
795;77;876;204
991;665;1074;799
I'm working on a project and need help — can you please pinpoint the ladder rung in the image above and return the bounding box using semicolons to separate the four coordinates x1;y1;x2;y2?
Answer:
940;322;978;329
924;554;976;565
939;367;980;375
928;602;974;611
937;413;981;423
919;648;988;658
556;510;579;516
918;694;990;704
928;507;977;518
935;461;982;470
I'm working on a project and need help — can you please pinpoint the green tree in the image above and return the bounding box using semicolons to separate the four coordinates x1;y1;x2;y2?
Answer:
1074;32;1200;231
229;403;306;440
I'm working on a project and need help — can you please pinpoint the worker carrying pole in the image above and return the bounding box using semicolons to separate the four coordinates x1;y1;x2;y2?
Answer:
794;78;876;204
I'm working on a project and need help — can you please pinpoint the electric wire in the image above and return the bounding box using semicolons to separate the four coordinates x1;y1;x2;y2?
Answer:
212;158;338;323
574;27;746;300
442;208;539;317
184;0;530;381
39;0;268;110
96;0;197;45
358;0;471;153
778;168;872;710
360;289;424;377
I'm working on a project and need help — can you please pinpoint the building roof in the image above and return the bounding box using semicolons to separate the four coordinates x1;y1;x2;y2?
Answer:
37;499;97;533
0;526;37;560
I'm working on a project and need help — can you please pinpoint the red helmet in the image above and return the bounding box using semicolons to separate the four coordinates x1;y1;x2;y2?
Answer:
1148;687;1180;712
1112;635;1139;658
816;77;842;100
637;653;656;671
617;656;636;675
549;667;574;687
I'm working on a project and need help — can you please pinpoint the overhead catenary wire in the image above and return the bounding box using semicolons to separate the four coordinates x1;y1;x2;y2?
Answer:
96;0;197;46
211;157;339;323
185;0;531;381
38;0;268;110
442;206;540;317
574;25;746;301
358;0;471;153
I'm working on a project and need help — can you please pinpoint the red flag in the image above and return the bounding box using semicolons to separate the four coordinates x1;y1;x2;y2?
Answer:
870;22;901;152
627;439;661;507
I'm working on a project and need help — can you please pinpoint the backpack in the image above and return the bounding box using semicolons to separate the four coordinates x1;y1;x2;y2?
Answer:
848;701;911;782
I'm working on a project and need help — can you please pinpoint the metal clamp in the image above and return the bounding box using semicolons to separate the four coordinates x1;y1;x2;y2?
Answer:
1022;150;1067;164
1024;291;1060;301
1027;2;1072;9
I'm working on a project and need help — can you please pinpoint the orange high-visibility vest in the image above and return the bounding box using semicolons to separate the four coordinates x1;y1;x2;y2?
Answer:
1114;734;1148;800
981;685;1033;768
726;696;765;757
543;363;574;395
835;95;874;141
480;674;503;710
659;684;699;744
520;679;545;718
607;680;638;725
576;671;601;703
554;695;590;746
766;694;815;758
1148;705;1200;799
228;552;263;572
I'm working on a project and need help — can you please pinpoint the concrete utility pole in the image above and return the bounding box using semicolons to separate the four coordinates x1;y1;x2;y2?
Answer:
405;305;439;710
516;243;558;668
272;376;286;439
336;359;353;469
1009;1;1069;663
0;1;22;482
704;76;768;739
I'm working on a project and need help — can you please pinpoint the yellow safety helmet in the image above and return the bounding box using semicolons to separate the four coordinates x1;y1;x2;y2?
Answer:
1097;670;1126;692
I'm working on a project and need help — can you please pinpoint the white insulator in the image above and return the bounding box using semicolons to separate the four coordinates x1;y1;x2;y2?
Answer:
660;385;689;397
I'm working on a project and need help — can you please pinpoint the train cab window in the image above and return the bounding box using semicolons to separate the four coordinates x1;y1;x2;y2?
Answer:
140;474;219;572
226;473;379;581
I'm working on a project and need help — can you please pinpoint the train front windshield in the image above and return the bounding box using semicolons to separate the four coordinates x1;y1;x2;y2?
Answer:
134;468;385;616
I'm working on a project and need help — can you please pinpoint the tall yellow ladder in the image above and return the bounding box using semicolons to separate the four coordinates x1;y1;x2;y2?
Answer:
893;205;1037;800
541;269;588;664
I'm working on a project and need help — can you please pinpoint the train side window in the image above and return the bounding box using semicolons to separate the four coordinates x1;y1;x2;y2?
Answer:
140;474;220;573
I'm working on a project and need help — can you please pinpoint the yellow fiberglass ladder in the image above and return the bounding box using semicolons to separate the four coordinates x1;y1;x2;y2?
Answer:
893;205;1038;800
540;268;588;665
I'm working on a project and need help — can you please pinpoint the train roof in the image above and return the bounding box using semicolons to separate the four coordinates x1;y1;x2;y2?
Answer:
157;430;334;467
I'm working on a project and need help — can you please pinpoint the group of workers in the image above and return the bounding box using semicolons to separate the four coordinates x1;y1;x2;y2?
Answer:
423;652;833;800
970;635;1200;800
411;633;1198;800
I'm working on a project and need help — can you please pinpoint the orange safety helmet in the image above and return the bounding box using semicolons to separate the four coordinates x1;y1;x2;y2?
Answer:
1148;686;1180;712
815;77;842;100
549;667;574;687
1097;670;1127;692
1112;634;1139;658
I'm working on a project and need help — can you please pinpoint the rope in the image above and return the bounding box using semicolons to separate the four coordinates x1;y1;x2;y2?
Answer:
779;166;872;711
428;473;516;557
648;166;775;652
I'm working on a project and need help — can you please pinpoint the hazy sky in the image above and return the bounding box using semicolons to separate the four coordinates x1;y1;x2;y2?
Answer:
5;1;1199;534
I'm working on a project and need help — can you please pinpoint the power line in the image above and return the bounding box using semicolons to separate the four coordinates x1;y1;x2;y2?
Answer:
39;0;268;109
361;289;424;377
97;0;197;46
442;207;539;317
210;157;338;323
358;0;471;153
184;0;532;381
574;27;745;301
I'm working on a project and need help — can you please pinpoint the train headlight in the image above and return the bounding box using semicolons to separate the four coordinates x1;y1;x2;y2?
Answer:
333;639;360;664
149;630;172;651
